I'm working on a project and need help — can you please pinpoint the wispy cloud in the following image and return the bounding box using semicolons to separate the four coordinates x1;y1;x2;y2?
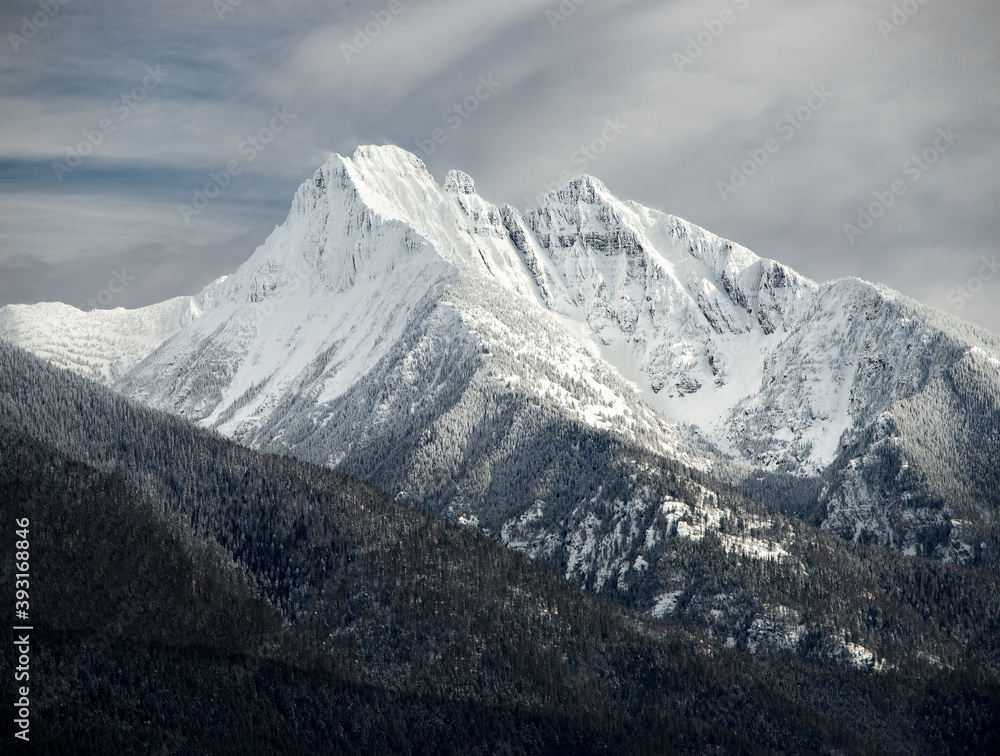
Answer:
1;0;997;332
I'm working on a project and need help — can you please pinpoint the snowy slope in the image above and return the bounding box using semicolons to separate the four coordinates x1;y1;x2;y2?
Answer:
0;296;204;383
514;177;823;466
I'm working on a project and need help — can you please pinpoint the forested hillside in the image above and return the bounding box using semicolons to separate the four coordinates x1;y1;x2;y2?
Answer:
2;340;999;753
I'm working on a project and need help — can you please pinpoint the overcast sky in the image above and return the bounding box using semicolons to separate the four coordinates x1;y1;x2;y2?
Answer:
1;0;998;331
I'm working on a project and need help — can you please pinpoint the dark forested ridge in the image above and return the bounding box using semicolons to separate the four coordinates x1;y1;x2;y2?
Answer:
0;341;998;754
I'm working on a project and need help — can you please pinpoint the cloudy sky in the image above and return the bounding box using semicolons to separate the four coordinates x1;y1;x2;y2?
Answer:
1;0;998;331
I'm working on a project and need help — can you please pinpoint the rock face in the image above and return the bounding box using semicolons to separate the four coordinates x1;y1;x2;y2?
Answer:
2;144;998;571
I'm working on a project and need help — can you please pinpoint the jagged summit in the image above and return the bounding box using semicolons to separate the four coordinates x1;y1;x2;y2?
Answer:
444;169;476;194
542;173;612;203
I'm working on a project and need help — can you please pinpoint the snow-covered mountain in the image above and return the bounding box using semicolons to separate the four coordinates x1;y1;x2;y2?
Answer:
0;296;202;383
2;145;998;573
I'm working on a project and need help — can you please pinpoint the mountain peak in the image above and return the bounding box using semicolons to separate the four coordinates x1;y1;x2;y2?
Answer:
548;174;612;206
351;143;432;175
444;169;476;194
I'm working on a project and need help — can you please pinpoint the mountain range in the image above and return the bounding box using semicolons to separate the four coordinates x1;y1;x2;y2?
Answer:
2;144;999;751
3;145;997;574
1;323;998;753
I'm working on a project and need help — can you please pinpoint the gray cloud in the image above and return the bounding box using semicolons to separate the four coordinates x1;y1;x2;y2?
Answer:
1;0;997;331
